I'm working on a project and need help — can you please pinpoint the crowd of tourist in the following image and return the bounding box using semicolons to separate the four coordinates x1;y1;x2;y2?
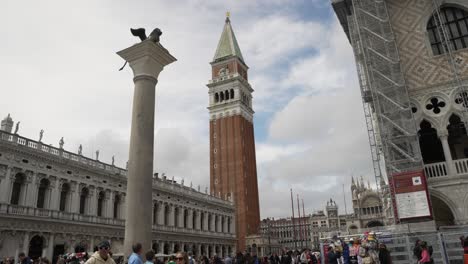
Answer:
2;235;468;264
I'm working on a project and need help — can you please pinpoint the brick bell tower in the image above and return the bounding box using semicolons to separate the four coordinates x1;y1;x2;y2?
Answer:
208;14;260;251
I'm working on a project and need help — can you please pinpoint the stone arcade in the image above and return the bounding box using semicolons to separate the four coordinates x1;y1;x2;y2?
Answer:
0;117;236;262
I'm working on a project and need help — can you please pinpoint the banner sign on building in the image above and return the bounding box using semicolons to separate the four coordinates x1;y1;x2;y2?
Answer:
388;170;432;222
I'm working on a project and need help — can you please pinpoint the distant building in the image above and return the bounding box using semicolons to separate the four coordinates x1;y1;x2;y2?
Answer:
260;182;388;250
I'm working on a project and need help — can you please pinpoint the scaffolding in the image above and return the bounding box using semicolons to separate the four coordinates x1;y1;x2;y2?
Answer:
348;0;424;184
431;0;468;125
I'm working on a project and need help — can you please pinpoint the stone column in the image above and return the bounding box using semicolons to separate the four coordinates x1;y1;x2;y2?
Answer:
188;209;194;229
0;167;12;203
178;207;184;228
107;190;114;218
22;232;30;254
118;39;176;255
203;213;209;231
157;202;164;225
70;182;80;213
439;132;456;175
24;172;37;207
47;233;55;260
159;241;165;254
49;177;60;210
169;205;175;227
88;187;97;216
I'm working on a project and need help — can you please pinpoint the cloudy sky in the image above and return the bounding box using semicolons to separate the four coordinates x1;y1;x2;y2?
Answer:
1;0;375;218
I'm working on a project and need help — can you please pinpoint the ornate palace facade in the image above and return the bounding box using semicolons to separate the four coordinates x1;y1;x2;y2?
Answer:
332;0;468;226
0;114;236;261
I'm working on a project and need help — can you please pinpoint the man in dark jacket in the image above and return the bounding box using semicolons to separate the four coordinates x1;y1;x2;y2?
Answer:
18;253;31;264
327;247;338;264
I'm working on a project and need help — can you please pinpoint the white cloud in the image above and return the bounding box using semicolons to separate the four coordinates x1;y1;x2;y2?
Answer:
0;1;374;219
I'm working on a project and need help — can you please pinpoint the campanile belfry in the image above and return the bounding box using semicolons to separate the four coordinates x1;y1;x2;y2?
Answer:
207;15;260;250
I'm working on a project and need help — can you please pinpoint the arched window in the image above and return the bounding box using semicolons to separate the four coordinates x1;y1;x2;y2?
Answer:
192;211;197;229
174;207;179;227
97;191;105;217
227;218;231;233
215;93;219;103
225;90;229;100
114;195;120;219
418;120;445;163
220;92;224;102
59;183;70;212
230;89;234;99
447;114;468;159
164;204;170;226
36;179;50;209
153;202;158;225
208;214;212;231
79;187;89;215
427;6;468;55
201;212;205;230
184;209;188;228
10;173;25;205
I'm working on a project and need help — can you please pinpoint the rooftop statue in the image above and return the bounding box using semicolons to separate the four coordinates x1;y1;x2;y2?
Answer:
14;122;20;134
59;137;64;149
78;144;83;155
39;129;44;142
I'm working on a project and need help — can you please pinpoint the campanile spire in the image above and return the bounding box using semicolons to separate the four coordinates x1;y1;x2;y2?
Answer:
208;15;260;251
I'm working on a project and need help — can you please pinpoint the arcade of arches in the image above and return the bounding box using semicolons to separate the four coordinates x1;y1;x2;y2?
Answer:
418;114;468;225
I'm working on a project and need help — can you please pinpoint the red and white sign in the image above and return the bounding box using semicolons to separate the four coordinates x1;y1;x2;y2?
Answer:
388;170;432;222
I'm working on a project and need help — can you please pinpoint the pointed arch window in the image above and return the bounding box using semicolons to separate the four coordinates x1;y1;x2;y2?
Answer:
427;6;468;55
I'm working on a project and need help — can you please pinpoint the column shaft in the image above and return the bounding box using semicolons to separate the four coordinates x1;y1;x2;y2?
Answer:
124;76;158;253
0;167;12;203
440;135;456;175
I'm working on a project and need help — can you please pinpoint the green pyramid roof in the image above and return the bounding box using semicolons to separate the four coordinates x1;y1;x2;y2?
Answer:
213;17;245;63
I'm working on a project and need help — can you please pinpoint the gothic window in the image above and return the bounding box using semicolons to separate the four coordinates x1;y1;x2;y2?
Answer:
36;179;50;209
114;195;120;219
97;191;105;217
10;173;25;205
214;93;219;103
230;89;234;99
59;183;70;212
418;120;445;164
447;114;468;159
427;6;468;55
79;187;89;215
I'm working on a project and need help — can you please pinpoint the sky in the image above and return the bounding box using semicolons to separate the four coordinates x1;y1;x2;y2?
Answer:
0;0;376;218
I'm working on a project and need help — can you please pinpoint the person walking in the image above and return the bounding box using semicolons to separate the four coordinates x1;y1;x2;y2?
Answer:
145;251;155;264
327;247;338;264
129;243;144;264
418;242;431;264
378;244;391;264
84;241;115;264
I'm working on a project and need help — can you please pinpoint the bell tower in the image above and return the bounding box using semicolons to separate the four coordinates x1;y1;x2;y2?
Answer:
207;14;260;251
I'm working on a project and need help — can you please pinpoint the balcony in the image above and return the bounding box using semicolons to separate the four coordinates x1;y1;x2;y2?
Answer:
423;158;468;179
0;204;235;239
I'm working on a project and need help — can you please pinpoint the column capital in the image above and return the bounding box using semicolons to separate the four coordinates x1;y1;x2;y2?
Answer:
438;130;449;138
117;41;176;81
